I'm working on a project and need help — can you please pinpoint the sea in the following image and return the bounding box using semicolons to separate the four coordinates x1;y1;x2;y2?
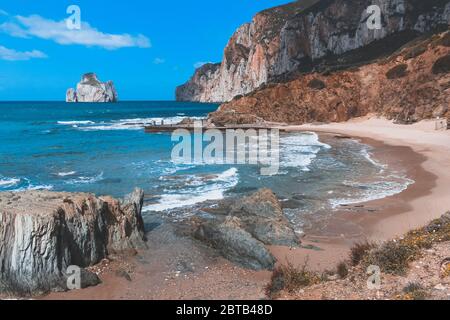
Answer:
0;101;413;230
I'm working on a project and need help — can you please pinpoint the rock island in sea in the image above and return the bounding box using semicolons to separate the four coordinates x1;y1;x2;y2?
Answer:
66;73;118;103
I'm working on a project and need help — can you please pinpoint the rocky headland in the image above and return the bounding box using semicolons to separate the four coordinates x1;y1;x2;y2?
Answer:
210;29;450;125
177;0;450;104
66;73;118;103
0;188;145;295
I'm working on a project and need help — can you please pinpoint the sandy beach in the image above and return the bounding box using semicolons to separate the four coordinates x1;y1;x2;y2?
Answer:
268;116;450;273
291;116;450;239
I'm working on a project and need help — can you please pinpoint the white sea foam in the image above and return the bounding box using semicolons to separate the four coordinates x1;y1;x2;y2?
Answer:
280;132;331;171
0;177;20;187
57;171;77;177
143;168;239;212
360;147;386;169
58;121;95;125
330;175;414;209
25;184;54;191
75;116;204;131
213;167;238;181
12;183;54;191
143;189;225;212
65;172;104;185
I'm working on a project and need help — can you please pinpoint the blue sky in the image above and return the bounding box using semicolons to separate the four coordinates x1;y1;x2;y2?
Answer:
0;0;292;101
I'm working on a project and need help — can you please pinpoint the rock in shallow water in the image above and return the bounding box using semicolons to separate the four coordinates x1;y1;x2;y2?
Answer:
0;188;146;295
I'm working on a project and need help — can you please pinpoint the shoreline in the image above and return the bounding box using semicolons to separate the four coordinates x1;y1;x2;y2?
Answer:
41;116;450;300
289;116;450;240
268;116;450;272
270;128;440;271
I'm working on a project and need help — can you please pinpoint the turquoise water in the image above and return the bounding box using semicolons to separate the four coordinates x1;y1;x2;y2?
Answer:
0;101;413;229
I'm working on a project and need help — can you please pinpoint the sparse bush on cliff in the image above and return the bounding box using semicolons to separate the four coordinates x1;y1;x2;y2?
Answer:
350;241;377;266
364;241;419;276
434;32;450;47
403;44;427;60
432;54;450;74
336;261;349;279
386;64;408;79
265;260;320;299
362;213;450;275
402;282;428;300
307;78;326;90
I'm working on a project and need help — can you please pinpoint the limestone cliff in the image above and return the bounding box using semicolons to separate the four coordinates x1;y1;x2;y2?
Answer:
176;0;450;103
66;73;118;103
0;188;146;294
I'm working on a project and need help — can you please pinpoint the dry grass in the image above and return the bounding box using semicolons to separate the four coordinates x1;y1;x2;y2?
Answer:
265;260;321;299
356;213;450;275
400;282;429;300
364;241;418;276
350;241;377;266
336;261;349;279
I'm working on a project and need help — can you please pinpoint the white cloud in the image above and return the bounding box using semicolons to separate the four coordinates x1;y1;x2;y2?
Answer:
0;14;151;50
194;61;212;69
153;57;165;64
0;45;47;61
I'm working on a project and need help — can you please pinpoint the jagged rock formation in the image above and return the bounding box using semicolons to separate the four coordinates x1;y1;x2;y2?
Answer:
176;0;450;103
0;188;146;295
191;189;299;270
66;73;118;103
210;30;450;125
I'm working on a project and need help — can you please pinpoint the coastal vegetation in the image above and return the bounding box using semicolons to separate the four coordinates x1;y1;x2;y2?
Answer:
265;212;450;300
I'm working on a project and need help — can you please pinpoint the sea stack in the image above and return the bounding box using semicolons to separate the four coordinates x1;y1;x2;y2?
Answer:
66;73;118;103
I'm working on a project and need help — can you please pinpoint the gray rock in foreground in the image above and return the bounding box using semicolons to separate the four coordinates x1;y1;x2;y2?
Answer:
230;188;300;247
0;188;146;295
66;73;118;103
194;216;276;271
191;189;300;270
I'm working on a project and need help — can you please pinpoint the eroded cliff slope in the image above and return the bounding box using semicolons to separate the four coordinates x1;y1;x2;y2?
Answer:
209;30;450;125
177;0;450;103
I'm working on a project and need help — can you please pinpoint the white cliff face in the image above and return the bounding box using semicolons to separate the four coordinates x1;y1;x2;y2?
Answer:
0;189;146;294
176;0;450;103
66;73;118;103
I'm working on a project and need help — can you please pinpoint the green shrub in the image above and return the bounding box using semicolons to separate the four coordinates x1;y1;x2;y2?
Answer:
432;54;450;74
403;45;427;60
307;78;326;90
386;64;408;79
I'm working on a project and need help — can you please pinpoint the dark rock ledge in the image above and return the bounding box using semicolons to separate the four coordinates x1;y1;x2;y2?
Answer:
0;188;146;295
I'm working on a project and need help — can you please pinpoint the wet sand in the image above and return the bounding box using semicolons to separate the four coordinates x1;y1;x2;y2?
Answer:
45;117;450;300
